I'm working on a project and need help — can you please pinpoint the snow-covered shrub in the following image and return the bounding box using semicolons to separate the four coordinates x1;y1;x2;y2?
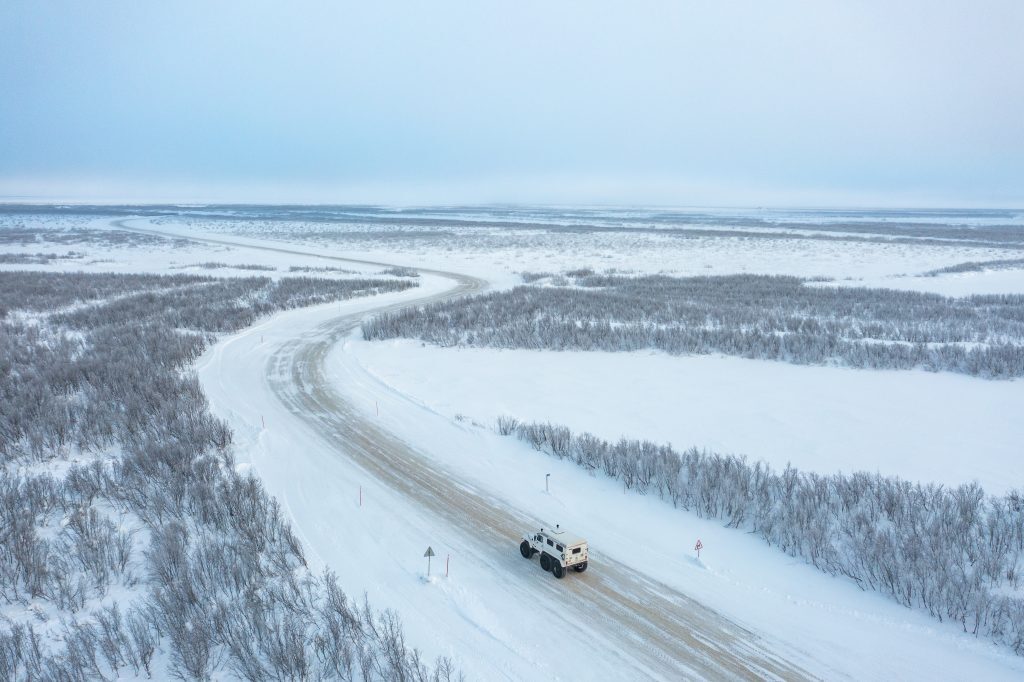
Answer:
379;266;420;278
500;419;1024;654
363;273;1024;378
923;257;1024;276
0;271;458;681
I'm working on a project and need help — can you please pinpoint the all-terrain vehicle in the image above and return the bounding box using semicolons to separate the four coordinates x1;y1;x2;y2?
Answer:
519;525;588;578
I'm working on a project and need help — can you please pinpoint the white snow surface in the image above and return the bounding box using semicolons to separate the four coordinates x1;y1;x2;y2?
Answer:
149;216;1024;295
0;216;391;280
826;269;1024;296
7;214;1023;678
348;340;1024;495
14;214;1010;296
198;273;1024;681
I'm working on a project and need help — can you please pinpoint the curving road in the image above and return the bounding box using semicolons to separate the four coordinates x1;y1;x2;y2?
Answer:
118;219;814;680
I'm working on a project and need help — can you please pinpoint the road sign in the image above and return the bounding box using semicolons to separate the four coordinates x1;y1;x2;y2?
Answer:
424;546;435;576
695;539;703;558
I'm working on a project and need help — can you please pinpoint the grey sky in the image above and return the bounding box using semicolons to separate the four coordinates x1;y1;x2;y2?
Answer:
1;1;1022;206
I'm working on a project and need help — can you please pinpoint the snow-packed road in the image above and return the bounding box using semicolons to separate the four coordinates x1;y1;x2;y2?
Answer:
121;220;813;679
265;281;810;681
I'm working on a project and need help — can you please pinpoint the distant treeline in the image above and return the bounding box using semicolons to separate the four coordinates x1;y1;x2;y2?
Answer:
0;224;178;249
0;270;415;330
289;265;359;274
0;271;458;680
379;266;420;278
923;257;1024;276
363;272;1024;378
0;251;82;265
0;271;210;317
172;261;278;271
497;417;1024;654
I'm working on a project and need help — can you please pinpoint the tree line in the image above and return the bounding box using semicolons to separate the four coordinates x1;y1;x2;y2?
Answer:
0;223;182;249
0;252;82;265
497;417;1024;654
923;257;1024;276
363;272;1024;378
0;271;211;319
52;274;416;334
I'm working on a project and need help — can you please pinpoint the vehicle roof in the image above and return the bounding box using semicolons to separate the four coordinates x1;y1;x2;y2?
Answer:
537;526;587;547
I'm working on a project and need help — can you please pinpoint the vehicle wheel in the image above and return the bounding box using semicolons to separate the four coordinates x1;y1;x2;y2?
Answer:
520;541;532;559
573;561;588;573
539;553;551;571
552;562;565;579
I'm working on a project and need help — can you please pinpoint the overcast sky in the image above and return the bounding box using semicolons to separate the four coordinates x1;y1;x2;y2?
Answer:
1;1;1022;206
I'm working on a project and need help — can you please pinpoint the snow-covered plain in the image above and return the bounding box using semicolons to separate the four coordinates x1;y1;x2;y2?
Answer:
165;211;1023;680
348;340;1024;495
5;209;1024;679
198;269;1024;681
0;215;394;281
151;213;1024;295
829;268;1024;296
9;211;1024;295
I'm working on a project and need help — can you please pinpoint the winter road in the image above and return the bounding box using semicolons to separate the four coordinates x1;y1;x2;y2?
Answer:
117;220;814;680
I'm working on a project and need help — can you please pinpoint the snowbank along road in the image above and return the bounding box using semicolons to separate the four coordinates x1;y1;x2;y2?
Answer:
118;220;814;680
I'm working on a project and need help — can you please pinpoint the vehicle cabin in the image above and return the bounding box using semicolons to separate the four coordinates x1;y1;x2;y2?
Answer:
532;529;587;560
519;524;589;579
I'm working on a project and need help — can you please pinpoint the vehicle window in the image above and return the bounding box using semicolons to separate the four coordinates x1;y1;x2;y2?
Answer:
556;545;564;552
546;539;553;546
572;548;581;554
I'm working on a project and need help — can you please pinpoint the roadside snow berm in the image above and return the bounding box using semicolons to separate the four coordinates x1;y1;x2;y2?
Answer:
519;525;588;579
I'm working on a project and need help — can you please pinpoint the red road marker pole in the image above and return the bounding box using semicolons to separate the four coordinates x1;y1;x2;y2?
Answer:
261;415;265;429
446;554;450;577
359;486;362;507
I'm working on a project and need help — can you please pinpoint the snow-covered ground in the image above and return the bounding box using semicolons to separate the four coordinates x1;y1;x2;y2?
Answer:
132;215;1024;679
197;277;1024;681
151;215;1024;295
11;213;1022;295
830;268;1024;296
347;340;1024;495
5;211;1024;679
0;216;394;280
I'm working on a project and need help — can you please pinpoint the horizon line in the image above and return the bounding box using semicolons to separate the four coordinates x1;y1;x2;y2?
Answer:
1;199;1021;213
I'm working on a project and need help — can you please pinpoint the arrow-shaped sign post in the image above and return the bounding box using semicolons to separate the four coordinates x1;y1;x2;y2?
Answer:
424;546;436;577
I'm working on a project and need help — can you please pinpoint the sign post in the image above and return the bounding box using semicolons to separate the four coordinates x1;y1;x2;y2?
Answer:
545;473;550;493
695;539;703;559
424;546;436;577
